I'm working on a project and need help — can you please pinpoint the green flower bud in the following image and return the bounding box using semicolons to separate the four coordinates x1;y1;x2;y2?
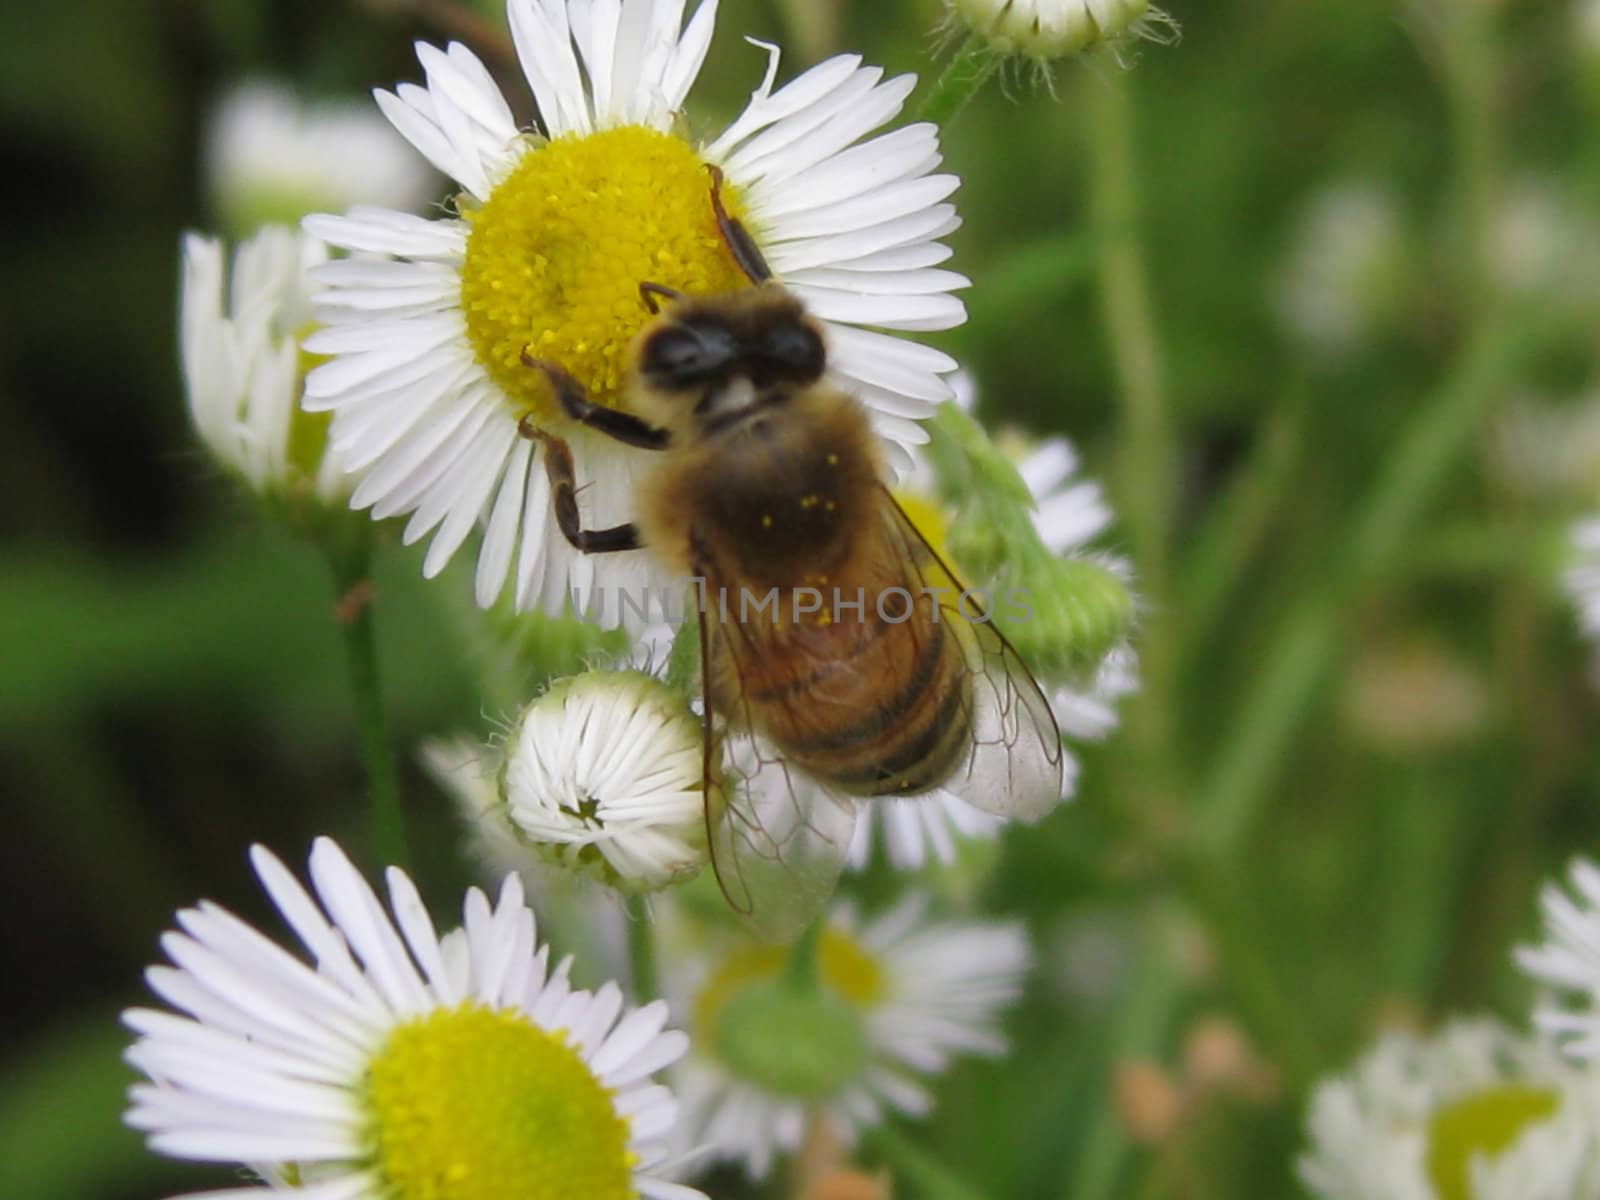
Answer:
1002;555;1136;678
712;976;870;1100
946;0;1177;63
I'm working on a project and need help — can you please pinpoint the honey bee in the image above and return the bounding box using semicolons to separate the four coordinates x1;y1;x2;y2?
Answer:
519;169;1063;934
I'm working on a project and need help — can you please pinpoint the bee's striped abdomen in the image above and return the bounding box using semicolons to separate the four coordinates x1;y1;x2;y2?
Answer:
732;589;974;798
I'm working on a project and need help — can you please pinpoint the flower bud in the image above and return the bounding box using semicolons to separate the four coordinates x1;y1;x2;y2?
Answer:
947;0;1175;62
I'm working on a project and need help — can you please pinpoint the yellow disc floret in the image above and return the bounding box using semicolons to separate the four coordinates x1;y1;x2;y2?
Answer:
1425;1083;1560;1200
460;125;752;424
364;1003;634;1200
694;926;888;1042
694;927;887;1100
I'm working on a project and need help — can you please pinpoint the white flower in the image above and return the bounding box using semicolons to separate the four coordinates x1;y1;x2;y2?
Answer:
207;80;441;232
660;892;1030;1179
1298;1017;1600;1200
303;0;968;618
426;669;709;891
847;374;1136;870
946;0;1176;61
1486;179;1600;300
123;837;702;1200
1582;0;1600;56
1276;180;1407;358
1564;520;1600;690
1486;391;1600;505
181;226;348;503
1515;857;1600;1060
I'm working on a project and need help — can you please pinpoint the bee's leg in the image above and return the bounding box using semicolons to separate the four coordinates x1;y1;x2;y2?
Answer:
707;164;773;285
520;352;668;450
517;417;641;553
639;281;683;313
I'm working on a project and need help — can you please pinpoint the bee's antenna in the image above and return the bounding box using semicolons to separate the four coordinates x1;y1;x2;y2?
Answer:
638;281;683;313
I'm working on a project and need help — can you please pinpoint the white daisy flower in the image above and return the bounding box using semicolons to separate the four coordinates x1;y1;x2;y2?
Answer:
1485;390;1600;506
847;374;1136;870
659;892;1030;1179
303;0;968;618
1276;179;1408;359
207;80;442;234
425;669;709;892
182;225;349;504
1516;857;1600;1060
123;836;703;1200
1486;179;1600;301
1583;0;1600;56
945;0;1176;62
1564;519;1600;688
1298;1017;1600;1200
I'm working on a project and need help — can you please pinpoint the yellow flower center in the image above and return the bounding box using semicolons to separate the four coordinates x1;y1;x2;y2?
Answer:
693;927;885;1100
694;926;887;1042
1425;1083;1560;1200
289;329;333;484
459;125;752;424
894;488;964;596
364;1003;635;1200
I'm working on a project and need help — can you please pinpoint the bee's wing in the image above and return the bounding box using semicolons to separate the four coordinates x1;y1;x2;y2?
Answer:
694;596;858;942
879;488;1067;821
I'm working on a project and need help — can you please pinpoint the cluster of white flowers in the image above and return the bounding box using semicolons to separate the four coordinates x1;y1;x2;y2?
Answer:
1297;858;1600;1198
126;839;702;1200
150;0;1151;1192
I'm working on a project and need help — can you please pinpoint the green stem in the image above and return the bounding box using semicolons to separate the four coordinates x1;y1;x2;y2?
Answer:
1432;0;1503;324
1089;70;1172;607
1195;310;1546;858
1180;383;1310;643
786;914;826;991
1062;925;1184;1200
1086;66;1179;798
624;894;658;1002
329;541;409;869
916;34;1002;127
867;1121;991;1200
1176;854;1318;1083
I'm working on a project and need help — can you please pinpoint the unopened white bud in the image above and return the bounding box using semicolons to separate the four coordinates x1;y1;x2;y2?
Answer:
430;671;711;892
947;0;1175;61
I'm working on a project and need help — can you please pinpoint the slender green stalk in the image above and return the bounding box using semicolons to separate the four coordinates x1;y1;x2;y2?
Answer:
1195;310;1547;857
1430;0;1503;324
785;914;826;991
916;34;1002;127
1062;927;1184;1200
624;894;658;1002
1072;63;1199;1200
329;541;408;869
1176;854;1319;1083
867;1121;991;1200
1181;384;1310;643
1089;71;1173;607
1086;67;1181;809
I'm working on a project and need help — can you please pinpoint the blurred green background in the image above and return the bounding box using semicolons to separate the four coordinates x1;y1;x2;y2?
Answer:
5;0;1600;1196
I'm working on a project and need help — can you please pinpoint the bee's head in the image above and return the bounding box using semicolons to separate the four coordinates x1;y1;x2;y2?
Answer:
630;285;826;429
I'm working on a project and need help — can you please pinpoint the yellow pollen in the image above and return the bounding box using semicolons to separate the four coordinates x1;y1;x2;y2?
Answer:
826;453;839;465
693;927;887;1044
363;1003;633;1200
894;489;960;593
287;325;334;487
459;125;753;424
1425;1083;1560;1200
761;513;773;528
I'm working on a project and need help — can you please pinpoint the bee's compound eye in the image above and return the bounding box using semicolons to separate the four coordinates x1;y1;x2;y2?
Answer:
642;321;738;387
757;321;824;381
